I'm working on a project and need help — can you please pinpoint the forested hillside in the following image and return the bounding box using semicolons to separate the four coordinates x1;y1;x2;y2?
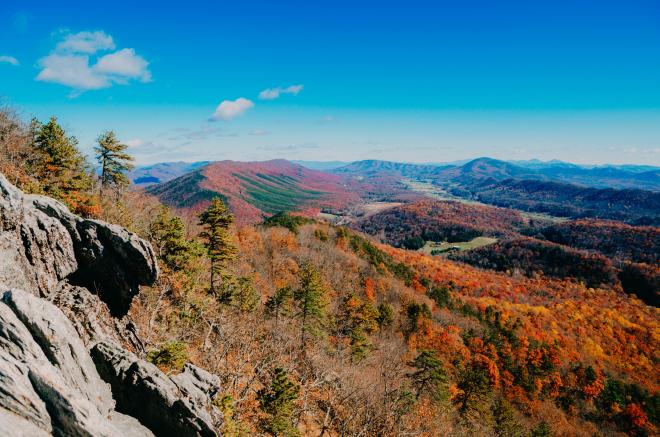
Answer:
454;179;660;225
147;159;415;225
537;220;660;264
355;199;529;249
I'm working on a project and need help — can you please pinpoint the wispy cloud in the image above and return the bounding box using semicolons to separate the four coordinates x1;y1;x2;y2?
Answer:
258;84;303;100
125;138;145;148
0;56;19;66
55;30;115;54
211;98;254;121
318;115;336;124
249;129;270;136
257;142;319;152
36;30;151;94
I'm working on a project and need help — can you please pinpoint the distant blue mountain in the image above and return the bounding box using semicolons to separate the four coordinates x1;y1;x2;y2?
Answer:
292;160;349;170
130;161;210;186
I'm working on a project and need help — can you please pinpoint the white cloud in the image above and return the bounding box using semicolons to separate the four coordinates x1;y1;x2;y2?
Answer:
94;48;151;82
36;30;150;93
0;55;19;66
211;98;254;121
249;129;270;136
55;30;115;54
125;138;145;148
258;84;304;100
257;142;319;152
37;54;109;89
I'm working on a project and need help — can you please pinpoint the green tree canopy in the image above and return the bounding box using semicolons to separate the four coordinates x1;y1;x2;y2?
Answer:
266;286;294;325
32;116;95;215
408;349;449;403
454;362;493;421
149;206;202;271
95;130;134;193
198;197;237;294
293;262;328;350
257;367;300;436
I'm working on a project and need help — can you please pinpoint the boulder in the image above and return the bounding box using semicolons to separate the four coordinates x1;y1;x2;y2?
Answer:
0;173;158;316
91;341;222;437
0;288;154;436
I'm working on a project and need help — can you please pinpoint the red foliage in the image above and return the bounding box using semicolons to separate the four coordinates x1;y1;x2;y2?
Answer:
623;403;649;430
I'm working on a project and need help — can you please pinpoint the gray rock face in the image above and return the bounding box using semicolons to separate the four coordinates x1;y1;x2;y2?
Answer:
91;341;222;437
0;174;223;436
0;173;158;316
49;282;145;352
0;175;77;297
0;288;154;437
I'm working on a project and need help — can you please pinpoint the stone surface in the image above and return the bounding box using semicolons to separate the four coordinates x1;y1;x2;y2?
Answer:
0;174;77;296
0;409;51;437
49;282;145;352
91;341;221;437
3;288;115;413
0;173;158;316
0;174;222;436
0;288;154;436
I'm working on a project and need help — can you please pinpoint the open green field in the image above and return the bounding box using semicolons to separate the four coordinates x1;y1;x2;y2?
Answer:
419;236;498;255
233;172;325;214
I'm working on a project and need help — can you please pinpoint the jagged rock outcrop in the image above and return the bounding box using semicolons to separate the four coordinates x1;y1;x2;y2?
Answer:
91;342;222;437
0;288;153;437
0;174;223;436
0;173;158;316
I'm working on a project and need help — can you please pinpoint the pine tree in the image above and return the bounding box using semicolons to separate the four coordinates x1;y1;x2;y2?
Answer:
198;197;237;294
530;421;553;437
149;206;200;271
95;130;134;194
337;293;378;361
266;286;293;326
376;302;394;330
293;263;327;350
32;117;96;215
404;302;431;335
492;397;523;437
454;363;493;421
257;367;300;436
349;327;371;362
218;275;259;312
408;349;449;402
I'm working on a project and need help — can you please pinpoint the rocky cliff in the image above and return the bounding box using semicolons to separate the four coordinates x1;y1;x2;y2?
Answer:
0;174;223;436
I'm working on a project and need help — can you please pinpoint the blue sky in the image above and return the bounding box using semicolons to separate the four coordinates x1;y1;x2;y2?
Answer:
1;0;659;165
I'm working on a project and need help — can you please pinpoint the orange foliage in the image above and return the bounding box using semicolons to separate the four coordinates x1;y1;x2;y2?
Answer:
623;403;649;430
364;277;376;302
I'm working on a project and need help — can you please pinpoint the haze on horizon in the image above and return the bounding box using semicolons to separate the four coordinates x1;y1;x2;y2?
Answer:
1;0;659;166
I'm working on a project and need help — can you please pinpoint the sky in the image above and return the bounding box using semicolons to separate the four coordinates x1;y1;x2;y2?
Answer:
1;0;659;166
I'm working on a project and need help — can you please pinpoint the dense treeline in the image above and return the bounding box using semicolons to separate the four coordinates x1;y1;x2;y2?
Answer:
449;237;620;289
131;212;659;436
535;219;660;265
454;178;660;225
356;199;526;249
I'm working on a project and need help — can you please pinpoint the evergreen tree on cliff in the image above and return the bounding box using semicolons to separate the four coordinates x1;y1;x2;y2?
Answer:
149;206;202;271
198;197;237;294
95;130;134;195
33;116;97;216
